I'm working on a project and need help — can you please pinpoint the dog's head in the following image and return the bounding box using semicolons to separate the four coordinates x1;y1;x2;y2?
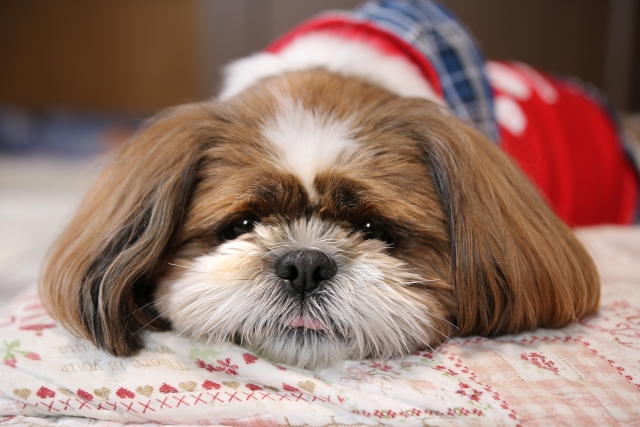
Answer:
40;70;599;368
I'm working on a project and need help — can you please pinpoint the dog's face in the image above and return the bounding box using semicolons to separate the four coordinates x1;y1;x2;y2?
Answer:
40;70;599;368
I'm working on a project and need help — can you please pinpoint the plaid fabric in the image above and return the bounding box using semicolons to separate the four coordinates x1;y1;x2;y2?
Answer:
344;0;499;142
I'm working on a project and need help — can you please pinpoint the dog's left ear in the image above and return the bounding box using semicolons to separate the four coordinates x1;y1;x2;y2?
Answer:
39;103;224;357
395;99;599;337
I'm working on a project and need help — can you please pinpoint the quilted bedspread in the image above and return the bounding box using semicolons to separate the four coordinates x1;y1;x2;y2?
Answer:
0;226;639;427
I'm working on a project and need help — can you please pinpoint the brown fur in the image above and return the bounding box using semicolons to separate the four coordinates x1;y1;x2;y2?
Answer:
40;70;599;358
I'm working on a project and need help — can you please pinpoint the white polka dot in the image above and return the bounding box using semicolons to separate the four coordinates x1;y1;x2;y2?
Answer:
487;61;531;100
495;95;527;136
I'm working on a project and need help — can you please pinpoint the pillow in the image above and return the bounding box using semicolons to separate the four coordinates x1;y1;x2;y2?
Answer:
2;226;639;426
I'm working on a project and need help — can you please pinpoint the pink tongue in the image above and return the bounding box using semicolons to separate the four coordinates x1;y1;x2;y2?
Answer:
283;316;326;330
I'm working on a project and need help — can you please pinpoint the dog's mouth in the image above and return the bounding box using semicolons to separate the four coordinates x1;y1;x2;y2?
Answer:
281;315;327;331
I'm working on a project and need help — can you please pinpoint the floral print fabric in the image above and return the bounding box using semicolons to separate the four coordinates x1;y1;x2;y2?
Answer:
1;226;639;427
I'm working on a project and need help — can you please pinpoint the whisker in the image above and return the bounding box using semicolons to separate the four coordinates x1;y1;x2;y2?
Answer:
127;294;169;317
424;322;453;341
131;303;176;335
427;312;459;329
168;263;191;269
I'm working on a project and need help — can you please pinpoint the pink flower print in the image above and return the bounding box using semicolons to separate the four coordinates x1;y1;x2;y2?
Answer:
196;358;239;375
196;358;215;372
369;362;392;371
282;384;300;392
202;380;221;390
215;358;238;375
18;323;56;336
115;388;135;399
521;352;559;374
245;383;262;391
36;387;56;399
77;389;94;401
2;340;41;366
159;383;178;394
242;353;258;364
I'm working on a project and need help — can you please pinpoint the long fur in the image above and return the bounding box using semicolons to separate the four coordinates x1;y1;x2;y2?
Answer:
40;70;599;367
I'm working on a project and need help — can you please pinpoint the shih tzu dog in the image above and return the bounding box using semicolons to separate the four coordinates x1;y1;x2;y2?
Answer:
40;1;639;368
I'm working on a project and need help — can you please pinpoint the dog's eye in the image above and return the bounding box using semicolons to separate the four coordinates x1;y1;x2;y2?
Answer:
358;221;395;245
219;218;257;241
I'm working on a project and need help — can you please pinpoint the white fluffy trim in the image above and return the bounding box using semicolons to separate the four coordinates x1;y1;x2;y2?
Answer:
219;32;444;104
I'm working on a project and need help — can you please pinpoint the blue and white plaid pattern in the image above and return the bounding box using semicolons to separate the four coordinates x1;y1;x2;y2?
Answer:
336;0;499;142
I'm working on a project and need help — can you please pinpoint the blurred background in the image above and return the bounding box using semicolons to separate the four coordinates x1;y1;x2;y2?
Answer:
0;0;638;303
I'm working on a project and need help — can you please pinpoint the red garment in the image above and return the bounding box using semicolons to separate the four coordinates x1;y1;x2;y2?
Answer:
489;62;639;226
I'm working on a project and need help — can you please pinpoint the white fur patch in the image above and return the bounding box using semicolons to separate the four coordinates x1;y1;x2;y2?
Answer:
219;32;444;104
260;99;358;198
157;218;443;368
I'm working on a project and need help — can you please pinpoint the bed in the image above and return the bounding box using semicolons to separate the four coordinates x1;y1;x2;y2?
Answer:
1;158;639;427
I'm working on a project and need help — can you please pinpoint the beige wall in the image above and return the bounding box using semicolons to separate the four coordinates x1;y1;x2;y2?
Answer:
0;0;201;112
0;0;635;113
443;1;608;90
441;0;636;111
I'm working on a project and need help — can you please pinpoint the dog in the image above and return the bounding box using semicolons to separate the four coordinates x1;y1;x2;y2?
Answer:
40;1;639;369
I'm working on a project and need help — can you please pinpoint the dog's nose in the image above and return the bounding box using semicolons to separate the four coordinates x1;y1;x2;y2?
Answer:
275;249;337;297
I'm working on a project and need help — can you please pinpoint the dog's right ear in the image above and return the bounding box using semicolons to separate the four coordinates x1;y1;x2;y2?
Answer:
39;102;226;357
